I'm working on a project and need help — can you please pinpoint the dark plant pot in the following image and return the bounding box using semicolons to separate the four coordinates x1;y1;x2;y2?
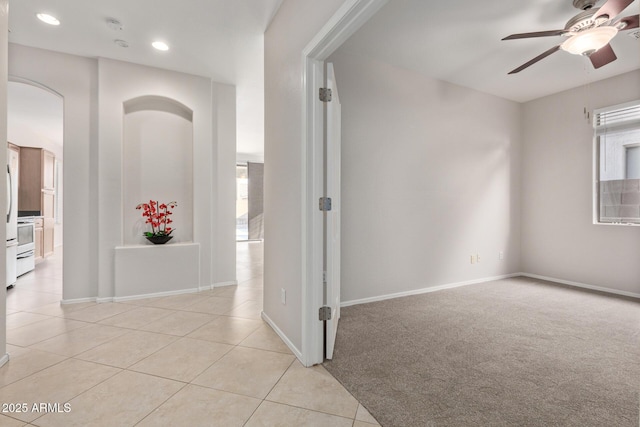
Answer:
146;235;173;245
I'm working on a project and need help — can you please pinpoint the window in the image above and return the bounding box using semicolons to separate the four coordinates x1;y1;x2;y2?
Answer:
626;146;640;179
594;100;640;224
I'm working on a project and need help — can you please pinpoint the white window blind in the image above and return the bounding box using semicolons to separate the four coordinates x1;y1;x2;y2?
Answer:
593;100;640;135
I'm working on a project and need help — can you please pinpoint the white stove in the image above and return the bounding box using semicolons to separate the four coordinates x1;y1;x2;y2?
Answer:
17;217;35;276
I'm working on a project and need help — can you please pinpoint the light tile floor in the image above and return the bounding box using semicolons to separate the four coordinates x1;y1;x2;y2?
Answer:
1;243;380;426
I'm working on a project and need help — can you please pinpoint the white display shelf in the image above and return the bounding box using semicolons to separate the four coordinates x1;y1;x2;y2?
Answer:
114;242;200;299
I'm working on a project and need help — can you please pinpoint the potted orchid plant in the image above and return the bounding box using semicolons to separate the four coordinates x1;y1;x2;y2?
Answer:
135;200;177;244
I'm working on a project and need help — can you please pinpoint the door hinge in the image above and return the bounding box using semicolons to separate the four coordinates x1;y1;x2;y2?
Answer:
319;306;332;321
319;197;332;211
319;87;332;102
322;271;327;284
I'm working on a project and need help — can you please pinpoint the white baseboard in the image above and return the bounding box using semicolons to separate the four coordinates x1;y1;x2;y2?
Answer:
63;283;237;304
261;311;303;362
519;273;640;299
198;281;238;292
341;273;522;307
0;353;9;368
340;272;640;308
112;287;200;303
214;280;238;288
61;297;97;305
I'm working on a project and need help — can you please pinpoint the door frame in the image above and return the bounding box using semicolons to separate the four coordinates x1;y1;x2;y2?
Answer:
300;0;387;367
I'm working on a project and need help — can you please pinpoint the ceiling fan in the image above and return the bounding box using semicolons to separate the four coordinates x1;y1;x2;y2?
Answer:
503;0;639;74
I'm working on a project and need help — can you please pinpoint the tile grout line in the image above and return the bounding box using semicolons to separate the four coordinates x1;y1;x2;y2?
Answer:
7;319;93;348
130;380;190;427
1;244;373;426
240;348;297;426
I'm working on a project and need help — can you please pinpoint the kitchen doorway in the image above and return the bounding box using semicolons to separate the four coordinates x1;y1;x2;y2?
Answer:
6;79;64;315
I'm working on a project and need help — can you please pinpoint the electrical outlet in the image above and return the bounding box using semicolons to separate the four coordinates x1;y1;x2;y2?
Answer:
470;255;476;264
476;253;480;263
281;288;286;305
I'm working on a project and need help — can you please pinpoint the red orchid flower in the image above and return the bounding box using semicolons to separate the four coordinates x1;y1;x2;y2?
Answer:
136;200;178;238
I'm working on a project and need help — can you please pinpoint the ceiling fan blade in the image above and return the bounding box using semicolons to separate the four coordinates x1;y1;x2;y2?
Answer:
594;0;634;20
508;45;562;74
589;43;617;69
616;14;639;30
502;30;567;40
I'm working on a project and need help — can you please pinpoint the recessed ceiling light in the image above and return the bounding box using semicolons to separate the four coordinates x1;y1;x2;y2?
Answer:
36;13;60;26
152;41;169;51
114;39;129;48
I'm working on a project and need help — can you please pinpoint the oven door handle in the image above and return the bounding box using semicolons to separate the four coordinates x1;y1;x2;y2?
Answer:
17;251;35;259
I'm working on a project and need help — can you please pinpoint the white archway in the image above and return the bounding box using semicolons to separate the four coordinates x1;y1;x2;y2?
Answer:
7;77;65;295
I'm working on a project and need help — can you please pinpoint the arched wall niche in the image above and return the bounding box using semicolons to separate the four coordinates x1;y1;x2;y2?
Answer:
122;95;194;246
123;95;193;121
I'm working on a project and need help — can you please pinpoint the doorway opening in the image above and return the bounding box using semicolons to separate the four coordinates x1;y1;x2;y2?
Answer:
236;160;264;312
236;164;249;241
6;79;64;316
236;162;264;242
300;0;388;366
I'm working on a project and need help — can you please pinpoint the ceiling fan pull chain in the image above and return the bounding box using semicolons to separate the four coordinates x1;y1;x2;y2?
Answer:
582;60;592;122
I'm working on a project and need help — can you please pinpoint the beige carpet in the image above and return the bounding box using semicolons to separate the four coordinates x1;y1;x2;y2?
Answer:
324;277;640;427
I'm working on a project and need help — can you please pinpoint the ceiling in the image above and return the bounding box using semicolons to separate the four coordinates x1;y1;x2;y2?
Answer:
6;0;639;154
339;0;640;103
8;0;283;158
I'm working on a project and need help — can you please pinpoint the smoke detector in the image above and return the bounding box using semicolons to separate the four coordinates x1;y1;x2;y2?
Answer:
106;18;123;31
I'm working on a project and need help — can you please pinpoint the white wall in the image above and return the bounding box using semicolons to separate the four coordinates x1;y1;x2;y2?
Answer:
8;44;237;301
328;50;522;303
0;0;9;362
235;34;265;162
521;70;640;295
264;0;347;352
213;84;238;285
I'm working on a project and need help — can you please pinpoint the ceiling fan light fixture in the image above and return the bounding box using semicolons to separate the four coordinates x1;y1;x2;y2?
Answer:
36;13;60;26
561;26;618;55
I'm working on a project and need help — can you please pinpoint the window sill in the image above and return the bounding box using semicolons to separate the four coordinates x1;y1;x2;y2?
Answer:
593;221;640;227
